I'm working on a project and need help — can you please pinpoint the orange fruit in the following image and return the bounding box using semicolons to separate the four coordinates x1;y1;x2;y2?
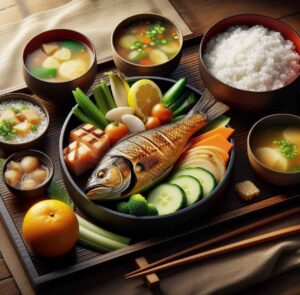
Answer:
22;200;79;257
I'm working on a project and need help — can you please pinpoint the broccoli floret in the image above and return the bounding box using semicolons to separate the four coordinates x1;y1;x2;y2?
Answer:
116;201;130;214
147;202;158;216
127;194;148;216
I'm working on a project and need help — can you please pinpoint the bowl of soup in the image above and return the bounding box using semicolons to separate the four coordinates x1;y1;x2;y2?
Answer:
112;13;183;76
247;113;300;185
2;150;54;198
23;29;97;103
0;93;49;152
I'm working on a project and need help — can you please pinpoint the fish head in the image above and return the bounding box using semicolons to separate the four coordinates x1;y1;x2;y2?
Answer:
85;157;132;201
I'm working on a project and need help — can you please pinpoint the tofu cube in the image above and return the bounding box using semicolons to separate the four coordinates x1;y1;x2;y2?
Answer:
21;109;41;125
13;120;32;136
41;42;59;56
0;110;20;124
235;180;260;201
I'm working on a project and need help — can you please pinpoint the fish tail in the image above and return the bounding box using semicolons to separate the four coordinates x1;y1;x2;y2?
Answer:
187;89;229;121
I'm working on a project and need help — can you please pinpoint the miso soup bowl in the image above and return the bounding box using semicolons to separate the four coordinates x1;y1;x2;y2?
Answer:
23;29;97;103
247;114;300;186
2;150;54;198
199;14;300;113
112;13;183;76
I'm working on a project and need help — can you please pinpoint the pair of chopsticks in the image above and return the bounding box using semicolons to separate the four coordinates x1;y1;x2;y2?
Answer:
125;206;300;279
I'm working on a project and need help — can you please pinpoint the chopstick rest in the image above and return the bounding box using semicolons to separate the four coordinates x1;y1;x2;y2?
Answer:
135;257;160;289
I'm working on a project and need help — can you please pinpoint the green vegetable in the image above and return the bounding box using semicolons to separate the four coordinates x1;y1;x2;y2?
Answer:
116;201;130;214
107;72;129;107
72;106;101;128
127;194;148;216
167;91;190;111
30;67;57;79
93;85;110;114
171;115;185;122
161;78;187;107
63;40;85;53
200;115;231;134
273;139;298;159
11;105;28;114
31;125;38;132
101;80;117;110
173;93;198;117
147;203;158;216
72;88;109;129
48;181;130;252
0;120;16;140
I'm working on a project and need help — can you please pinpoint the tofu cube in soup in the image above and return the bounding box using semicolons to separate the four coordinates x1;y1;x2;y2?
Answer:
13;120;32;136
20;156;39;173
41;42;59;56
64;140;97;176
20;109;41;125
0;110;20;124
70;124;110;158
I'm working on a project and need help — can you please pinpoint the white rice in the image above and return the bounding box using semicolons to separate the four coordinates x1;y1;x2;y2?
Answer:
0;100;48;144
203;25;300;91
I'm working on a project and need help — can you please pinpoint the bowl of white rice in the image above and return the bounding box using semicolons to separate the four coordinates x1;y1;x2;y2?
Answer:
199;14;300;112
0;93;49;152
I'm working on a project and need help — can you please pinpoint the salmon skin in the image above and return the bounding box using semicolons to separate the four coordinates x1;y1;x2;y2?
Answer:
85;90;229;201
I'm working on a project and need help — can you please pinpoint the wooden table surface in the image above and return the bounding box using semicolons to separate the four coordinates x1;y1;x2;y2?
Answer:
0;1;300;294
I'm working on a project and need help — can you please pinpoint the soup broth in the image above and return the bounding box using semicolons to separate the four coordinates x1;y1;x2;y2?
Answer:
252;125;300;172
116;20;180;66
26;39;93;82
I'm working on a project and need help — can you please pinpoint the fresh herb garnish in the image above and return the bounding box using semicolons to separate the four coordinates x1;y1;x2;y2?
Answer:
273;139;298;159
0;119;16;140
31;125;38;132
47;181;74;209
11;105;28;114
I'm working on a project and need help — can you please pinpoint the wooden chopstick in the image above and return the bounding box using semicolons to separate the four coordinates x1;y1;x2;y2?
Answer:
126;223;300;279
125;206;300;278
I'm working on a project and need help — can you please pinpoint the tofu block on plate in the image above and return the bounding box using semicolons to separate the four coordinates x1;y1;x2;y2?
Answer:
70;124;110;159
64;140;97;176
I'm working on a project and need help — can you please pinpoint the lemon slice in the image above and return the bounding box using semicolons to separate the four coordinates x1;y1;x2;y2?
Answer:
128;79;162;119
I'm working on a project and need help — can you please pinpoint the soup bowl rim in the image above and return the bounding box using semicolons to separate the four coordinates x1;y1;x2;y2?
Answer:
111;13;183;68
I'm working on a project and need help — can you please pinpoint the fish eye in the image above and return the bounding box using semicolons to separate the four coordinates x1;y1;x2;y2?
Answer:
135;163;144;172
97;170;106;178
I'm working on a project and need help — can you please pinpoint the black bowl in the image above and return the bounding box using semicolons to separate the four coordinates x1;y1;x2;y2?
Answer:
2;150;54;198
59;77;235;235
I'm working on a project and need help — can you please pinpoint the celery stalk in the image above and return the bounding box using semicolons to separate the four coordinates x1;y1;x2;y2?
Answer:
101;80;117;110
72;106;101;128
76;214;130;245
79;225;128;251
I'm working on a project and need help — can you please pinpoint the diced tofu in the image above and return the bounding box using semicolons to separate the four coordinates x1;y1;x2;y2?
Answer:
235;180;260;201
43;56;60;69
54;48;71;61
64;140;97;176
13;120;32;136
21;109;41;125
0;110;20;124
70;124;110;159
41;42;59;56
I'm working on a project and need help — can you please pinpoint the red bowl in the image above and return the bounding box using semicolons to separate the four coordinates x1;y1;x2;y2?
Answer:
23;29;97;103
199;14;300;112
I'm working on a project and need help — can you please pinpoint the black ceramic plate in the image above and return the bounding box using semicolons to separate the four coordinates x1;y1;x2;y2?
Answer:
59;77;235;235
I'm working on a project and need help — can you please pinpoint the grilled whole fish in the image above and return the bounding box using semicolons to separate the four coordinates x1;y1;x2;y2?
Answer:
85;90;229;201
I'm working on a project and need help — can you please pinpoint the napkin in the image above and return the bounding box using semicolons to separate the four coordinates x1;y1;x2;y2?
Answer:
0;0;191;94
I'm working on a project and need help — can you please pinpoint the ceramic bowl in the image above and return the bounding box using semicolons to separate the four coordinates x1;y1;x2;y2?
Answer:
112;13;183;76
199;14;300;112
247;113;300;186
23;29;97;103
0;93;49;152
2;150;54;198
59;76;235;235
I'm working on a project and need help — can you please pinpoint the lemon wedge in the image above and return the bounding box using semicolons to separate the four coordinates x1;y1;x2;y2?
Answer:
127;79;162;119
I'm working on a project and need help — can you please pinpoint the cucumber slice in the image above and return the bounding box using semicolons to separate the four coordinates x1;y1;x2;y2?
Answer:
63;40;85;53
200;115;230;133
147;184;186;215
172;167;216;197
30;67;57;79
169;175;202;206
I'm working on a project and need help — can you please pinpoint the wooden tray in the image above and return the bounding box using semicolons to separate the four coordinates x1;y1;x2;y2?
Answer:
0;37;299;292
